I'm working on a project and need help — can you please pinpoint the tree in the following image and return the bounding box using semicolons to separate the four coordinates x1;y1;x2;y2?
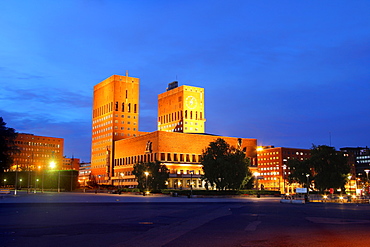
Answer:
287;145;349;193
201;138;251;190
287;159;312;187
310;145;349;192
133;161;169;191
0;117;18;173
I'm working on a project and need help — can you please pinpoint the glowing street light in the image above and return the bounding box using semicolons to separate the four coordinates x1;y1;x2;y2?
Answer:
19;179;22;189
49;161;60;193
144;171;149;193
254;172;260;190
3;179;6;188
34;179;39;193
49;161;56;169
282;165;287;194
364;169;370;183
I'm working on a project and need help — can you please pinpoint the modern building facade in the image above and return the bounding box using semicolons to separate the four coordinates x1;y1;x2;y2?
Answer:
257;146;311;193
11;133;64;171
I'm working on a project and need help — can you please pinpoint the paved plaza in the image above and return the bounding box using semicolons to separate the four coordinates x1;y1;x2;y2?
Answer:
1;192;370;247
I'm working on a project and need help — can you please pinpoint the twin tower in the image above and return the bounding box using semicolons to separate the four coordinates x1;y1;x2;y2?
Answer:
91;74;206;182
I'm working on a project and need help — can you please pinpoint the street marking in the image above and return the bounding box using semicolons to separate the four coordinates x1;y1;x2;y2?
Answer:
245;221;261;231
306;217;370;225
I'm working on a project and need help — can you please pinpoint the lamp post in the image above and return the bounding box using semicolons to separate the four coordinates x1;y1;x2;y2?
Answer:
364;169;370;184
306;174;310;195
144;172;149;193
3;179;6;188
190;170;194;198
19;179;22;190
282;165;287;194
365;169;370;196
34;179;39;193
50;161;60;193
254;172;260;190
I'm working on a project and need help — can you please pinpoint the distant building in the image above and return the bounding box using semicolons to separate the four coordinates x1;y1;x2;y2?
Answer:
11;133;64;171
79;162;91;186
91;74;257;187
62;157;80;170
257;146;311;193
340;147;370;177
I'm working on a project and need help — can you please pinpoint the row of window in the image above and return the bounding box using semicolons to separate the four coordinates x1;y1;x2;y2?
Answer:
114;153;202;166
258;151;280;156
16;148;61;153
357;156;370;160
92;132;112;141
114;101;137;114
260;167;279;171
93;114;112;125
159;110;203;124
15;141;61;148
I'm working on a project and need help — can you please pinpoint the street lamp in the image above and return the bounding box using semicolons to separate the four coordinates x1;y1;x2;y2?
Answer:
254;172;260;190
50;161;60;193
364;169;370;184
306;174;310;195
19;179;22;189
3;179;6;188
190;170;194;198
34;179;39;193
282;165;287;194
365;169;370;195
144;171;149;193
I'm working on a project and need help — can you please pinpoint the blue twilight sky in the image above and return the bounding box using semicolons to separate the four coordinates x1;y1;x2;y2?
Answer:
1;1;369;162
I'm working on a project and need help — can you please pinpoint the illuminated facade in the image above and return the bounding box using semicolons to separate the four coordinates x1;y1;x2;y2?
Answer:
91;74;257;187
91;74;143;183
257;146;311;193
113;131;257;188
11;133;64;171
158;81;206;133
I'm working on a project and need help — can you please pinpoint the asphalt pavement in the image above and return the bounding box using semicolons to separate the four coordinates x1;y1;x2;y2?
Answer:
1;192;370;247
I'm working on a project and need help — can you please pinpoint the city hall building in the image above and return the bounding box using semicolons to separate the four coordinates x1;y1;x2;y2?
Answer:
91;73;257;188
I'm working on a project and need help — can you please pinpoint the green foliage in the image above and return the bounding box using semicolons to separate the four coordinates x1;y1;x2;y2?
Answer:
287;159;311;186
287;145;349;192
0;117;19;173
310;145;349;192
201;138;251;190
133;161;169;191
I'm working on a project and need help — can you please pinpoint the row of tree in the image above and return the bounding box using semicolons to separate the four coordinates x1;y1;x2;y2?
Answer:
287;145;350;192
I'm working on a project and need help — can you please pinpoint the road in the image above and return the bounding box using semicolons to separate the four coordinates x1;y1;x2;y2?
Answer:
1;192;370;247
